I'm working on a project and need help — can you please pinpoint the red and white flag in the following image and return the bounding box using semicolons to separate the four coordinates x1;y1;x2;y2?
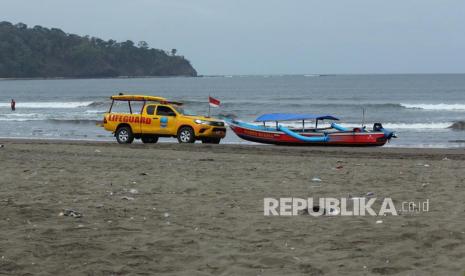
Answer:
209;96;220;108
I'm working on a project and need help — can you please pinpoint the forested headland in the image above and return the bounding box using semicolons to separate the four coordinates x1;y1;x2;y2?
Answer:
0;21;197;78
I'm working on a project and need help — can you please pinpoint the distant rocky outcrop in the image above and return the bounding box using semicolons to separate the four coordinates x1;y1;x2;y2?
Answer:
0;21;197;78
448;121;465;130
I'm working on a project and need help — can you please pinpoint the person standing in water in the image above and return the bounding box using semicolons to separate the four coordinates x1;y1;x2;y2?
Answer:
11;99;16;111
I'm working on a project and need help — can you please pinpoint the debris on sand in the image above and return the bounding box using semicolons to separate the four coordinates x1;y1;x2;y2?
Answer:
366;192;375;197
121;196;134;201
311;177;322;182
328;208;340;215
336;165;344;169
0;145;4;148
376;220;383;224
129;188;139;194
164;212;170;218
199;158;215;162
301;206;338;216
140;172;148;176
94;149;101;153
61;209;83;218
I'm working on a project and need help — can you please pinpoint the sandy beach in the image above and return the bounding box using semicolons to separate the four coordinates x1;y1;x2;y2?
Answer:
0;140;464;275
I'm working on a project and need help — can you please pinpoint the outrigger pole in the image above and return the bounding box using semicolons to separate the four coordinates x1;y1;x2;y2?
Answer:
362;107;366;127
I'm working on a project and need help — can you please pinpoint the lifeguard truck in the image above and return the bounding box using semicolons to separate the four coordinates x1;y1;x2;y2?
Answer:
102;94;226;144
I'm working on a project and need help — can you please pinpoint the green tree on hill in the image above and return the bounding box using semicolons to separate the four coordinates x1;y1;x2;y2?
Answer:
0;21;197;78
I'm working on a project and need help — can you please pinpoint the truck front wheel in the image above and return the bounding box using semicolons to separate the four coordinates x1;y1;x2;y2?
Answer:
177;126;195;143
116;126;134;144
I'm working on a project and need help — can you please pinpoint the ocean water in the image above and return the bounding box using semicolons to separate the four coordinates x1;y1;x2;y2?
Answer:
0;74;464;148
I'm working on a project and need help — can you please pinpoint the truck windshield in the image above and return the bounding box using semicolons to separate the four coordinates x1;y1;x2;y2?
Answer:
173;106;197;116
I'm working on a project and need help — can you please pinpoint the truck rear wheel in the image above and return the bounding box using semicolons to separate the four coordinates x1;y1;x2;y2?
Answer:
177;126;195;143
116;126;134;144
141;135;158;144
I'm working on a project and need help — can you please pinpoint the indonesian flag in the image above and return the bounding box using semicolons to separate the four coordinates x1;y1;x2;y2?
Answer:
209;96;220;108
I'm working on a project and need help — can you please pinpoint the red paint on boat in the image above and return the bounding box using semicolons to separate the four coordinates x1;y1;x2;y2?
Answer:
229;123;388;147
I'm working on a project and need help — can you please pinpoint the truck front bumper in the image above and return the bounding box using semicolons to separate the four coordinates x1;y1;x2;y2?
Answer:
196;126;227;138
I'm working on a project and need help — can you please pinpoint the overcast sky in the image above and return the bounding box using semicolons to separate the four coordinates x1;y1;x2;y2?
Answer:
2;0;465;75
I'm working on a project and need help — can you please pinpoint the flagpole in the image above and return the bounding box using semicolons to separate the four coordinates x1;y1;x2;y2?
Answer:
208;94;211;117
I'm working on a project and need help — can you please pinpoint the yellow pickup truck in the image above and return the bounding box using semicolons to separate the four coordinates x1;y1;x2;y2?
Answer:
102;94;226;144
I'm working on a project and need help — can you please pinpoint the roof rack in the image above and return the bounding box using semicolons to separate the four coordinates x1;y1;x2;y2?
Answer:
110;94;183;105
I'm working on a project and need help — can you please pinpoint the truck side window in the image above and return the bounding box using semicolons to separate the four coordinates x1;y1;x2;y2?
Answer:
146;105;156;115
156;106;176;116
131;101;144;114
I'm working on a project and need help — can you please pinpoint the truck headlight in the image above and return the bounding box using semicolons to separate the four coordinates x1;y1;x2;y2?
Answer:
194;119;207;124
194;119;223;126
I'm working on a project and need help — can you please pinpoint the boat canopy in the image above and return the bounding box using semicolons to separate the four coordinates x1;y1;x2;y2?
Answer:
255;113;339;122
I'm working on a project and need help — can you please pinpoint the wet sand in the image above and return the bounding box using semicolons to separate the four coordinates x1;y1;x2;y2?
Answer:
0;140;464;275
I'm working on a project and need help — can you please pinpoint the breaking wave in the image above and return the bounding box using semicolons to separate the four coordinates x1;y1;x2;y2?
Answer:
0;118;43;122
46;119;101;124
400;103;465;111
87;101;109;108
84;110;105;114
0;117;100;124
0;112;100;123
7;100;455;112
448;121;465;130
382;122;453;130
0;101;93;108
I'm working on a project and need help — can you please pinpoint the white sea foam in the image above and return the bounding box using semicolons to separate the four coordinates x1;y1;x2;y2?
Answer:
84;110;105;114
0;118;43;121
0;112;41;118
0;113;42;121
400;103;465;111
382;122;452;130
0;111;100;122
0;101;93;108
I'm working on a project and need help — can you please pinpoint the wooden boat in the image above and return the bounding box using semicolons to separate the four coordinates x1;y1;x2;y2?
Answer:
226;113;396;146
